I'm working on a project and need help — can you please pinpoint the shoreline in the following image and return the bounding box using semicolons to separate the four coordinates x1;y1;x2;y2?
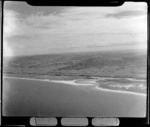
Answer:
3;76;146;96
94;86;146;96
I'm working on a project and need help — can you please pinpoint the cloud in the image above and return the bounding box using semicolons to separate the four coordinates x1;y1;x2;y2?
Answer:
3;10;18;57
4;1;69;17
4;10;19;37
4;6;147;37
105;10;146;19
8;34;36;41
3;2;147;56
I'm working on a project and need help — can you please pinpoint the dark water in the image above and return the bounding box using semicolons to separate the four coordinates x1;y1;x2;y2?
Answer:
3;77;146;117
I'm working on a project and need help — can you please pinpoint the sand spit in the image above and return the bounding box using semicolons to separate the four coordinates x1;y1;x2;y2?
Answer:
4;76;146;96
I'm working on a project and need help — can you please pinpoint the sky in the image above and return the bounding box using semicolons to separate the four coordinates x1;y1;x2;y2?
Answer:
3;1;147;57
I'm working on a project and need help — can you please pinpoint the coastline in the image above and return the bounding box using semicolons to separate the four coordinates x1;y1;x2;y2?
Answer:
3;76;146;96
94;86;146;96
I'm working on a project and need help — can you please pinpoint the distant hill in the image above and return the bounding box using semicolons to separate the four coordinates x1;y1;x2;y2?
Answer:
3;50;147;79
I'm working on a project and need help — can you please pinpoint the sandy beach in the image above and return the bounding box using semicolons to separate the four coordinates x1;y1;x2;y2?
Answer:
4;76;146;96
51;79;147;96
94;86;146;96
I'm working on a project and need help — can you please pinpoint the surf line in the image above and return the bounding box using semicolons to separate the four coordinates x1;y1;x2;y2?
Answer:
4;76;147;96
94;86;146;96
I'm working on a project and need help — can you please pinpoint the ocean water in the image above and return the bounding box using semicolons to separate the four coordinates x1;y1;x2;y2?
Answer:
3;77;146;117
